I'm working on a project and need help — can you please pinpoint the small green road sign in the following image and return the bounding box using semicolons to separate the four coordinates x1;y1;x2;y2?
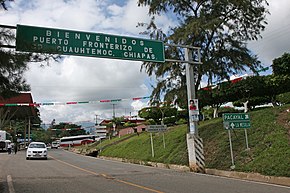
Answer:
223;113;251;130
223;113;250;121
16;25;165;63
223;121;251;130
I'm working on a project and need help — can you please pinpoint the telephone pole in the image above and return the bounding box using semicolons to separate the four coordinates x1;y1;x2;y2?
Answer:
111;104;116;118
95;114;99;125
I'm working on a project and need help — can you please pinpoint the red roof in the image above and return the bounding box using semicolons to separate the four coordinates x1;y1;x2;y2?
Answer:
0;93;34;104
0;93;38;119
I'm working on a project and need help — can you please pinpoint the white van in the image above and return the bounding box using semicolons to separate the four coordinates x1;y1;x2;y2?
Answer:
51;141;60;149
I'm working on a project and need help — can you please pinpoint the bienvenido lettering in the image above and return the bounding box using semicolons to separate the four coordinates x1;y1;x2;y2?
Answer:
104;37;144;46
46;30;70;38
83;33;145;47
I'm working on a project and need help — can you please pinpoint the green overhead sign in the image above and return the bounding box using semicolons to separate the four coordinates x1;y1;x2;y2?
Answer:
16;25;165;63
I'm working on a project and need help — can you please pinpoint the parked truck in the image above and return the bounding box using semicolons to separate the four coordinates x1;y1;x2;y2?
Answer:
0;130;10;151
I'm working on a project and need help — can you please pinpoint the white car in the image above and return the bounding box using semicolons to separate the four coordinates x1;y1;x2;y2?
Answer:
51;141;60;149
26;142;48;160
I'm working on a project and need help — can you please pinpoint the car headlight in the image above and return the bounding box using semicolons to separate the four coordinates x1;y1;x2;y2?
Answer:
44;150;47;153
28;151;32;153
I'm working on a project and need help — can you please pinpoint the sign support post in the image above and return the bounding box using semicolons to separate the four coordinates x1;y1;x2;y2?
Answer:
163;133;166;149
244;129;249;150
150;133;154;158
228;130;235;169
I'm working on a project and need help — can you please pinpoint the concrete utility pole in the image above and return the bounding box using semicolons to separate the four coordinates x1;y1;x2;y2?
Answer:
95;114;99;125
184;47;205;173
185;48;198;135
28;117;31;144
111;104;116;118
165;44;204;172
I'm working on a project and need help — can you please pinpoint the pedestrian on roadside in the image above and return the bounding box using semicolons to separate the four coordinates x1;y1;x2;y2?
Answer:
7;142;12;154
14;142;18;154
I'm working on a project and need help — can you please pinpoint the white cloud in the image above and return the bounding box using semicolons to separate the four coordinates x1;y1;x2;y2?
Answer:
248;0;290;67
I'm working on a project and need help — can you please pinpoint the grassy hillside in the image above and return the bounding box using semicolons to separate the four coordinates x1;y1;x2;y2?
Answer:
79;104;290;177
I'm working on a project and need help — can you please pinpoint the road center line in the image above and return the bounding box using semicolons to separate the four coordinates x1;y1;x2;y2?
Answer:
7;175;15;193
49;155;164;193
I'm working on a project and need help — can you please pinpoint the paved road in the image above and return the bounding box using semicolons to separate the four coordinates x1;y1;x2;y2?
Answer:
0;149;289;193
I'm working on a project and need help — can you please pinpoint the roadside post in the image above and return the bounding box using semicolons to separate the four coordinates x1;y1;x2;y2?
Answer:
150;133;154;157
184;47;205;172
147;125;167;158
223;113;251;169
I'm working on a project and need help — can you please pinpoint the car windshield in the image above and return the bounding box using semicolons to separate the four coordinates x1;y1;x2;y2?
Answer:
29;144;46;148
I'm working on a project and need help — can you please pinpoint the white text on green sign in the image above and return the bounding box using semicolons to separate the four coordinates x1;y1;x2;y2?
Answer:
224;122;251;130
223;113;250;121
16;25;165;63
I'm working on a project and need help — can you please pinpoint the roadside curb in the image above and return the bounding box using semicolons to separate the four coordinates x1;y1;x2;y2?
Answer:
98;156;290;187
205;169;290;187
98;156;190;172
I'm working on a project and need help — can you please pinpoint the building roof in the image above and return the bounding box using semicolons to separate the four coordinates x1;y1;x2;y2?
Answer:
0;93;38;120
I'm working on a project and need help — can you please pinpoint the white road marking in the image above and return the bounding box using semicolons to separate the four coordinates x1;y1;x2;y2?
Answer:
7;175;15;193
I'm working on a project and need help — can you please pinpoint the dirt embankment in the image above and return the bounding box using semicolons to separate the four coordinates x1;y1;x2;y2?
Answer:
276;108;290;143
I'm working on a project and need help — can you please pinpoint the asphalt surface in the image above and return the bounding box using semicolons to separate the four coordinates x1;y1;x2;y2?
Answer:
0;149;289;193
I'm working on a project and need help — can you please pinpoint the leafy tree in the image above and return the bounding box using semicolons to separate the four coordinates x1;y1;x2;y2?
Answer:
1;1;30;97
0;28;31;98
198;74;290;113
272;52;290;75
264;74;290;105
229;76;269;111
0;0;12;10
31;129;51;144
276;92;290;104
112;116;125;128
138;105;177;124
197;76;269;115
0;28;59;98
138;0;269;107
49;122;85;138
123;121;137;128
0;1;60;131
1;1;60;98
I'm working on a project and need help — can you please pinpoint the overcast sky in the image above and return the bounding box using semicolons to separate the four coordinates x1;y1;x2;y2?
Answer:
1;0;289;125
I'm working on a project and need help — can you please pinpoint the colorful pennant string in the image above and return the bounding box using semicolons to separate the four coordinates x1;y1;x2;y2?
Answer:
0;96;150;107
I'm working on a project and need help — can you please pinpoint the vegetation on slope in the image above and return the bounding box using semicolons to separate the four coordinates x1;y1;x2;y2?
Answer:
80;105;290;177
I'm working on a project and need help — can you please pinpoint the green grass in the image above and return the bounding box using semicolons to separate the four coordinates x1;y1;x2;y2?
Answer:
79;104;290;177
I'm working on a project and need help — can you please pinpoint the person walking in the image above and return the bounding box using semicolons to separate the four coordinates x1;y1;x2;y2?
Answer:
7;142;12;154
14;142;18;154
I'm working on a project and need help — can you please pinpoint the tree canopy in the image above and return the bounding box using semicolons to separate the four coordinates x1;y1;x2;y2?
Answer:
272;52;290;75
138;0;269;107
0;27;31;98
